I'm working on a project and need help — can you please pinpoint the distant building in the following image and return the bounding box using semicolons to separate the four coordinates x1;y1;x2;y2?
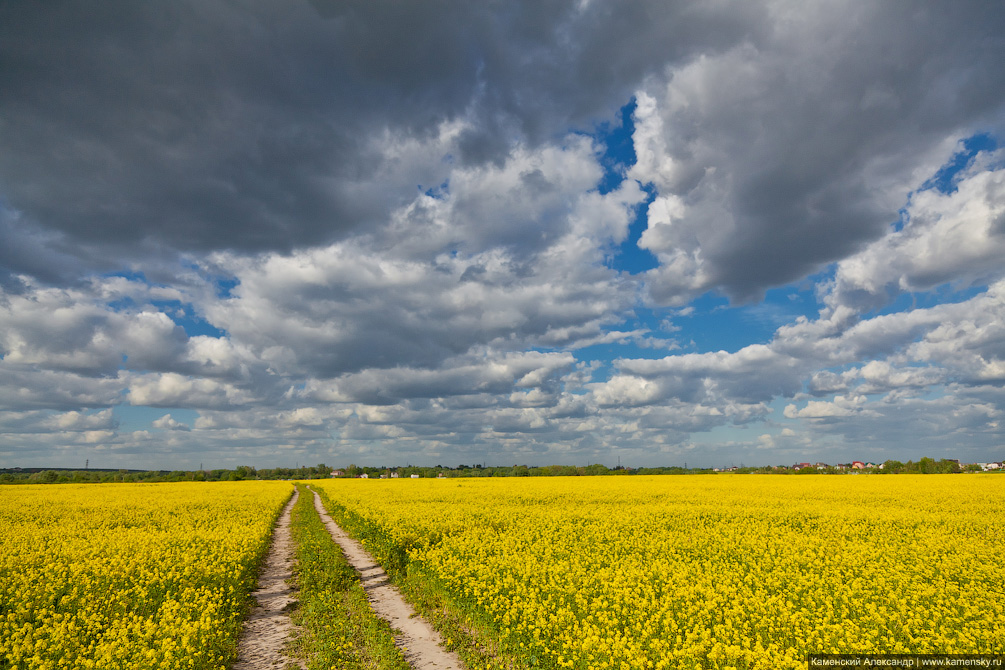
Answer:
851;461;866;470
410;474;420;479
390;471;400;478
330;470;343;477
359;473;368;479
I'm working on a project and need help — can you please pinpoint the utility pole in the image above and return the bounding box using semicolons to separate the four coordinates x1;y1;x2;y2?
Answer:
85;459;88;470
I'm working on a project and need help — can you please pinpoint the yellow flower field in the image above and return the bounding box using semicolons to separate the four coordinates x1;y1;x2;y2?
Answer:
0;481;292;670
316;475;1005;670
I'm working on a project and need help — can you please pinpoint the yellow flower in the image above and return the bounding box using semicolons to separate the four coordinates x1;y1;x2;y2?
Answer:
316;474;1005;669
0;481;292;669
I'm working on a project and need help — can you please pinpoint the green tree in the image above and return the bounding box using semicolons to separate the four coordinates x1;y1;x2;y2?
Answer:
882;460;904;474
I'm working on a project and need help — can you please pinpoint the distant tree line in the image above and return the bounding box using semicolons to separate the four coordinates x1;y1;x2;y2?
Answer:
0;463;333;484
337;463;639;478
1;457;996;484
1;462;687;483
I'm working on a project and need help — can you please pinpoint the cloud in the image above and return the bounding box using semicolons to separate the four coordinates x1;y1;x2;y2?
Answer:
807;362;947;397
783;395;874;420
611;345;804;404
628;3;1005;305
0;277;197;377
301;351;576;405
126;373;258;409
152;414;192;432
0;409;117;435
592;375;663;408
0;0;751;278
199;147;642;378
827;151;1005;312
578;280;1005;458
0;364;126;412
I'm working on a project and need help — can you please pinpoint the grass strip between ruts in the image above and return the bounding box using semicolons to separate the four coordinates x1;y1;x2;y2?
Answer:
314;486;533;670
287;484;409;670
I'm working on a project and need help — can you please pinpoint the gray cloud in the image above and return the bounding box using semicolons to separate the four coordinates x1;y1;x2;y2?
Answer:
0;0;756;276
827;151;1005;312
630;2;1005;305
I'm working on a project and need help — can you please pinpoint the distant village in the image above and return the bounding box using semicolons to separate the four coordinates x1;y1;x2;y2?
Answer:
712;458;1003;474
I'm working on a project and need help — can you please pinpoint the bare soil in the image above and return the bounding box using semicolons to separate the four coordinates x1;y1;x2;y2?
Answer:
310;488;463;670
233;489;305;670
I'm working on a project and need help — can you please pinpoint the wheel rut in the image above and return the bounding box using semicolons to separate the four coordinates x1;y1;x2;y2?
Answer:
234;488;305;670
309;488;463;670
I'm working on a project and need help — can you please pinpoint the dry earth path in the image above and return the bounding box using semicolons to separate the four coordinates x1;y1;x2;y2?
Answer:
234;488;305;670
309;488;463;670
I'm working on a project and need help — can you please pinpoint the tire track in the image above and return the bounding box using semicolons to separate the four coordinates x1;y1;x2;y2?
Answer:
309;488;463;670
234;488;306;670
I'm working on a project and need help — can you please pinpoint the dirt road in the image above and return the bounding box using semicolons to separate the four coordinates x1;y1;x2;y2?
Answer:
233;489;305;670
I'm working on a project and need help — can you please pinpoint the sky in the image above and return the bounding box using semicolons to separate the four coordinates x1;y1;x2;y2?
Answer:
1;1;1005;470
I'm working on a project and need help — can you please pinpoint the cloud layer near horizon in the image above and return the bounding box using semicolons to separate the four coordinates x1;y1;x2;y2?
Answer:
1;0;1004;468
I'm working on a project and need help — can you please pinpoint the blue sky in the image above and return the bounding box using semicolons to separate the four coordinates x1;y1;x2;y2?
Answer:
1;1;1004;469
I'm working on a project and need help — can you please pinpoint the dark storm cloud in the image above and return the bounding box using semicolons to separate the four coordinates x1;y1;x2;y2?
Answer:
1;1;446;257
0;0;758;278
0;208;85;289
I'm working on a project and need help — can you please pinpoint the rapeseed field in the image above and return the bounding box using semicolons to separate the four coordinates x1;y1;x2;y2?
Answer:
0;481;292;670
315;475;1005;670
